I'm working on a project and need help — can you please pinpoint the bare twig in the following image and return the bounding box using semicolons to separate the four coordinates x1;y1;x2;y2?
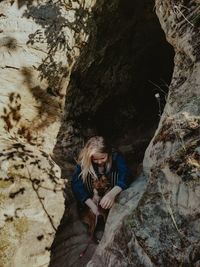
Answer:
173;4;194;27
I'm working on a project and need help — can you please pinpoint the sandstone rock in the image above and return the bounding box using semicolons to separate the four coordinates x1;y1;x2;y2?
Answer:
2;0;198;266
0;0;96;266
85;0;200;266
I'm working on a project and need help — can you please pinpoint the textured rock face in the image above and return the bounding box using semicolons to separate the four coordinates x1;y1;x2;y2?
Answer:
87;1;200;266
4;0;197;266
0;1;96;266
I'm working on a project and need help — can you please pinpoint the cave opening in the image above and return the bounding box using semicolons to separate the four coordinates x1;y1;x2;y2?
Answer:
50;0;175;266
57;0;175;176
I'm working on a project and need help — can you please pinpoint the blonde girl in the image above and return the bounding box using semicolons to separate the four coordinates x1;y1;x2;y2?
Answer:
71;136;130;215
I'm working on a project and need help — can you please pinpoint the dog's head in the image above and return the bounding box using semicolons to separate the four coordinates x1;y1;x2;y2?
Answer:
93;175;110;197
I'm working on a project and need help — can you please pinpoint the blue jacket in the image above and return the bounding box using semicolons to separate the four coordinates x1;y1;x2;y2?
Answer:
71;152;131;203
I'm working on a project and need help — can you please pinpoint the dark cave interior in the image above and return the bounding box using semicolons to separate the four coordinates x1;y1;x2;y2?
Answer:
50;1;175;266
61;0;175;175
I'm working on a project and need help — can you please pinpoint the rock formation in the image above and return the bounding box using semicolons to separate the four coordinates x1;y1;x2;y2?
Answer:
1;0;200;266
87;0;200;266
0;1;96;266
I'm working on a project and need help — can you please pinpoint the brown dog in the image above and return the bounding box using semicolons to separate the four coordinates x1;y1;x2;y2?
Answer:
83;175;111;237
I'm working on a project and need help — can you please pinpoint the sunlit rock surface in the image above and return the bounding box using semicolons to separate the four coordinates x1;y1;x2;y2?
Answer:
0;0;96;266
1;0;200;266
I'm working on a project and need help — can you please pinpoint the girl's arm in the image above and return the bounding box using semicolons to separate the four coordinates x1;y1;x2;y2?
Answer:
100;152;130;209
99;185;122;209
114;152;130;190
71;165;99;215
71;165;90;203
85;198;99;215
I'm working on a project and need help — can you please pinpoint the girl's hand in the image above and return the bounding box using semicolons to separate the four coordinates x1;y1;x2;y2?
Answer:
100;186;122;209
90;204;100;216
100;193;115;209
85;198;100;216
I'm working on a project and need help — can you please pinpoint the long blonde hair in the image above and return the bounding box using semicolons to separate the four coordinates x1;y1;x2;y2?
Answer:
78;136;112;182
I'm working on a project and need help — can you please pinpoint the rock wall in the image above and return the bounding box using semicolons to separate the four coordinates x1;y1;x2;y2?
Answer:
87;1;200;266
0;1;96;266
1;0;199;266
